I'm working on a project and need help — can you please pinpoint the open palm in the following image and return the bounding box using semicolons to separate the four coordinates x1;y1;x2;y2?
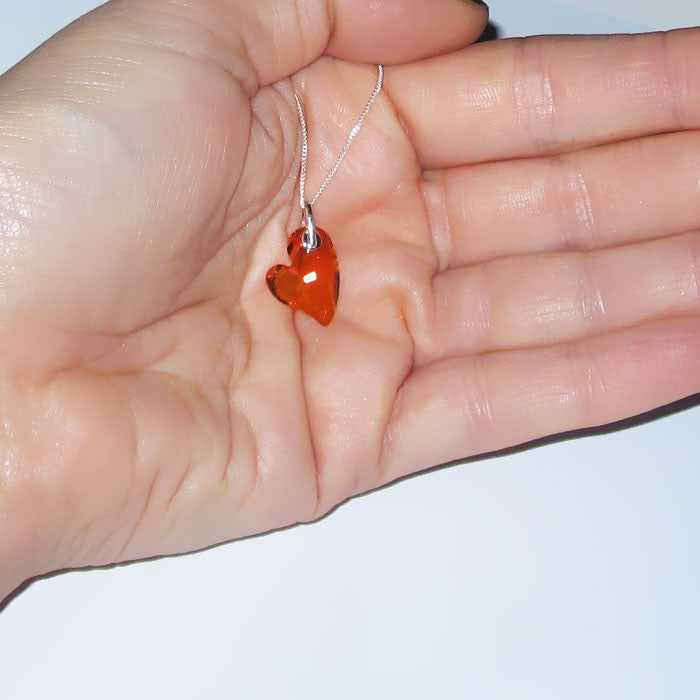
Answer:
1;0;698;596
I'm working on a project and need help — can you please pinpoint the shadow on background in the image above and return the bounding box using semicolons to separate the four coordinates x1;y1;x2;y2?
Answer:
471;0;502;42
477;21;503;42
2;392;698;614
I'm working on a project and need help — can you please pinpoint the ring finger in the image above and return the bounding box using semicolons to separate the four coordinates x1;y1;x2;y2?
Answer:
416;229;700;365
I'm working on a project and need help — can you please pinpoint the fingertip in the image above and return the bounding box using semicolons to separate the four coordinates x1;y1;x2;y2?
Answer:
327;0;489;65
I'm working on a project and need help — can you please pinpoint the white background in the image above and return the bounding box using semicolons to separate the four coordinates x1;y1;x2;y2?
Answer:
0;1;698;699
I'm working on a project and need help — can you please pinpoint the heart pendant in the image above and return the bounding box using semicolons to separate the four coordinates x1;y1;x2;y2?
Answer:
266;226;340;326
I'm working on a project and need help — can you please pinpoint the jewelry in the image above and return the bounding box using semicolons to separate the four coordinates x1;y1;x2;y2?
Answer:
266;65;385;326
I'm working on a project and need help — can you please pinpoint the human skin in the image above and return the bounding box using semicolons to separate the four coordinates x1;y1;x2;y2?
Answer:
0;0;698;603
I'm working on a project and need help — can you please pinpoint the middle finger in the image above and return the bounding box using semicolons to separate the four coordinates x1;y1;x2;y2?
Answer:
421;131;700;268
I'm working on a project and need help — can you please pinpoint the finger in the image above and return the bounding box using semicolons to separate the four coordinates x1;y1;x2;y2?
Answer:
423;131;700;268
417;231;700;365
325;0;489;69
379;318;700;484
201;0;488;89
11;0;489;92
231;0;489;86
386;28;700;168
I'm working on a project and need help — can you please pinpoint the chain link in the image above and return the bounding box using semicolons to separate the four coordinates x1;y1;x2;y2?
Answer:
295;65;384;211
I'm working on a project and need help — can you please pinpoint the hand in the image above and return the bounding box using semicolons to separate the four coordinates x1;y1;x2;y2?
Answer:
1;0;698;599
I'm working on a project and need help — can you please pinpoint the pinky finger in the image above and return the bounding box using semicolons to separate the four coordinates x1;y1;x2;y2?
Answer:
379;318;700;484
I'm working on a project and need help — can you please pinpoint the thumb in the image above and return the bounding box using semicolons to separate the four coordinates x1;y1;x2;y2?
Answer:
287;0;489;75
6;0;488;88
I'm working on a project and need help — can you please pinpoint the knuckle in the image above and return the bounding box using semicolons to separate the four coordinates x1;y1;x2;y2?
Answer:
513;38;557;151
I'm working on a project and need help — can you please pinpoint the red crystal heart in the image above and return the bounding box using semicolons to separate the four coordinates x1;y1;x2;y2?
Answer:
266;226;340;326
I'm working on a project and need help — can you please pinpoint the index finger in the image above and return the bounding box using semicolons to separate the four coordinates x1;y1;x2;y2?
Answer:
385;28;700;168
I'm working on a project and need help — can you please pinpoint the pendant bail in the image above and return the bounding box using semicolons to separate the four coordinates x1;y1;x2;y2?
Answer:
301;201;321;252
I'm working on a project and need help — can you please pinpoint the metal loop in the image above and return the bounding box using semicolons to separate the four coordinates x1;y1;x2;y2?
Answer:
301;202;321;252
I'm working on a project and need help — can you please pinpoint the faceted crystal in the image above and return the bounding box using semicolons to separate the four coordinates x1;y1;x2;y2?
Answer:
266;226;339;326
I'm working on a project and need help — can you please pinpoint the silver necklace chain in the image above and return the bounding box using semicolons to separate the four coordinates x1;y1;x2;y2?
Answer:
295;64;384;211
